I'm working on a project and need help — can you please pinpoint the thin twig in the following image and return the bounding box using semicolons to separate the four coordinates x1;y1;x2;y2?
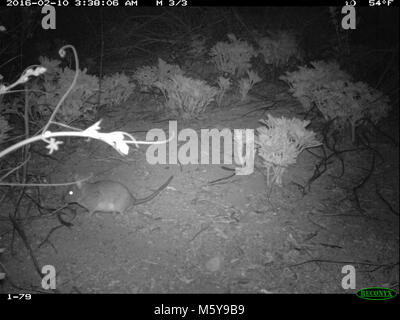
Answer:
375;182;399;216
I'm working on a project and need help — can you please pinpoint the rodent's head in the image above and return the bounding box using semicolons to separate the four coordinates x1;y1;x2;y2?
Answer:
63;185;78;203
63;178;84;203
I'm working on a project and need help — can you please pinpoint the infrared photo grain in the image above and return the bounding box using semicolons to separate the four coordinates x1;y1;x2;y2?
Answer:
0;2;398;301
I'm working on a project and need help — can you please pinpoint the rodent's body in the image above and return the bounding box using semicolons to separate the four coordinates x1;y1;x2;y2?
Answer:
65;176;173;215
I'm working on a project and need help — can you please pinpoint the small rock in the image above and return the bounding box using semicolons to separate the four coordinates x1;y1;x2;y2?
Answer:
205;256;223;272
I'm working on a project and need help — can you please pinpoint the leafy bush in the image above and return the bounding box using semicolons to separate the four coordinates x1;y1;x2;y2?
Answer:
215;76;231;107
209;34;257;77
30;57;99;123
132;58;219;118
255;114;321;186
24;56;134;124
312;80;391;140
157;74;218;119
100;72;134;106
187;34;208;58
131;65;159;91
132;58;184;92
238;70;262;101
280;61;351;110
257;30;302;68
280;61;391;141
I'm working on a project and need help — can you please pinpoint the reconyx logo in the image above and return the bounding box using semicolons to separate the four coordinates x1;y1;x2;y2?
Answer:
356;287;398;301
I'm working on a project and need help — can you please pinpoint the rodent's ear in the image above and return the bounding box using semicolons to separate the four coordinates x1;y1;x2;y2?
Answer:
72;173;92;189
73;174;83;189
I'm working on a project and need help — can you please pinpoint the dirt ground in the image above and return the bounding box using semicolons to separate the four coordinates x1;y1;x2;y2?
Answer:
0;79;398;293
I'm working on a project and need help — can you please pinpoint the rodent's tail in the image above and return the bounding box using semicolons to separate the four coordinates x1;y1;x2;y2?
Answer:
134;175;173;205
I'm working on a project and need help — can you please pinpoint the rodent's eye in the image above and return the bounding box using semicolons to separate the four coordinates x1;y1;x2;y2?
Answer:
68;190;74;196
